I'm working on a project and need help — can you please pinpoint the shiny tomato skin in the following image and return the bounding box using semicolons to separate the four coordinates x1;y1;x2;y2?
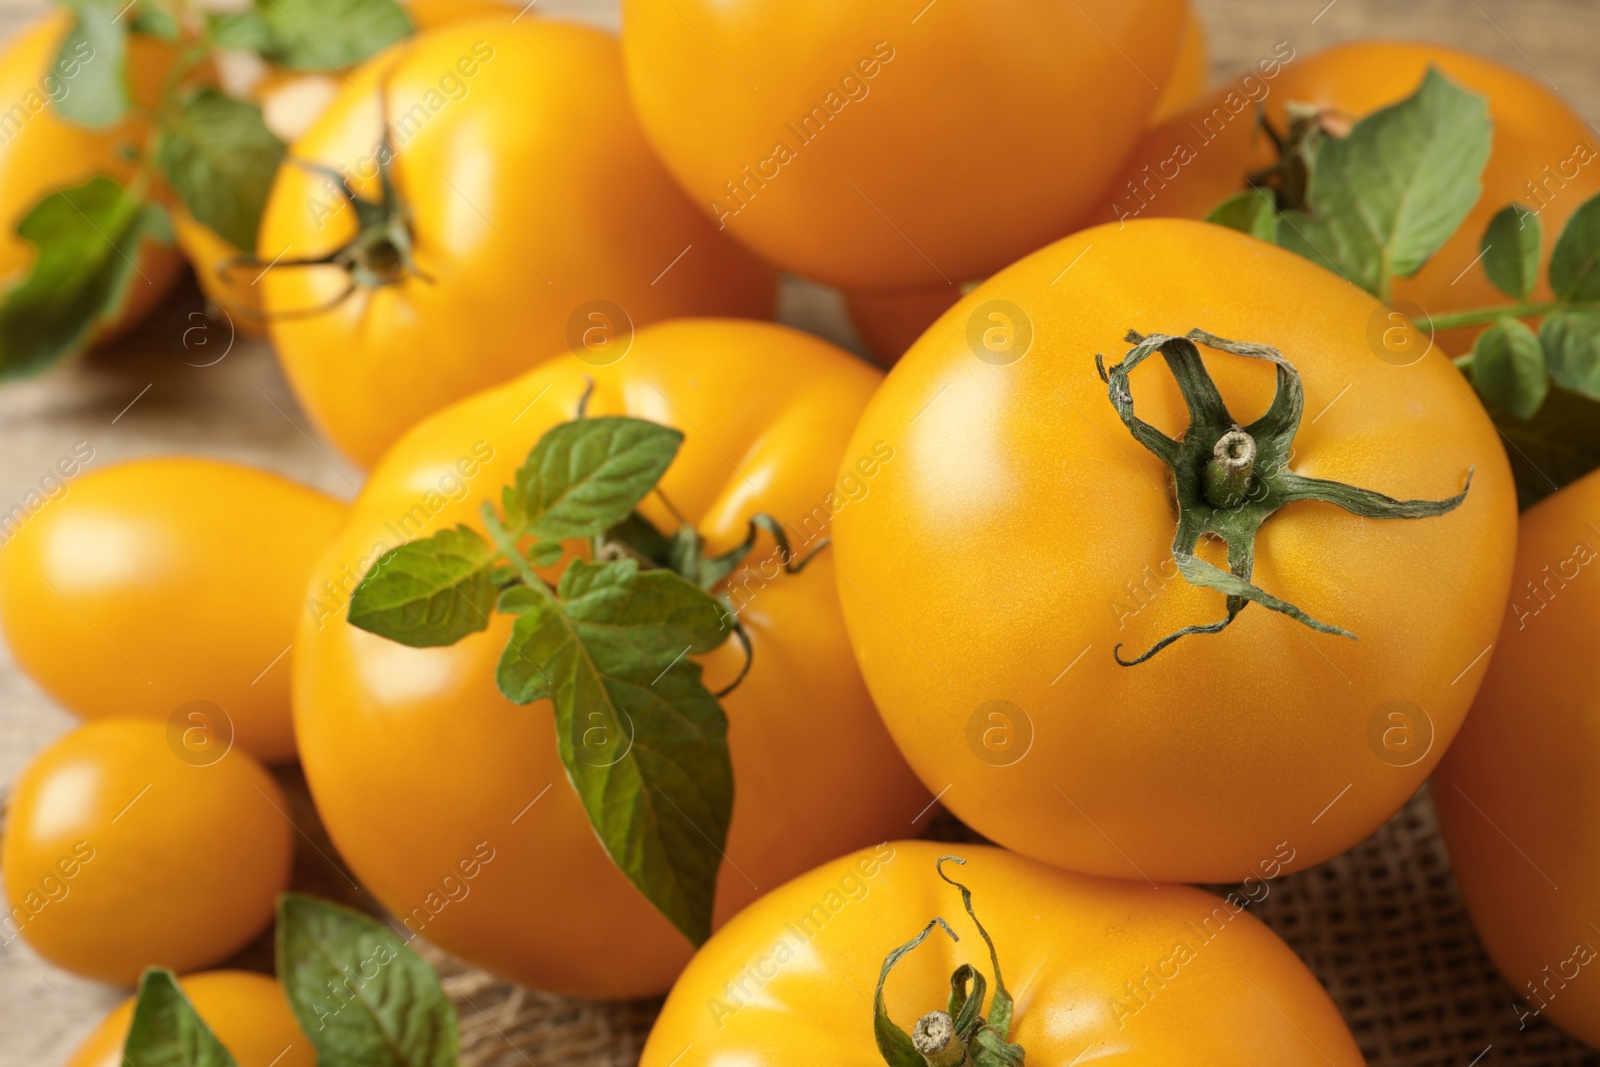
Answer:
0;11;184;342
258;18;776;469
1434;466;1600;1048
0;457;347;764
65;971;315;1067
641;841;1364;1065
832;218;1517;883
620;0;1186;291
293;319;929;998
1088;41;1600;353
2;719;293;985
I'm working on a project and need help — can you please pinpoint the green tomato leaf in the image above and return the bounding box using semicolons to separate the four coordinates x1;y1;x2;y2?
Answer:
1282;66;1491;296
527;540;566;568
1548;192;1600;303
122;969;239;1067
1494;384;1600;507
54;1;128;128
231;0;413;71
207;11;275;53
495;558;733;945
1206;187;1280;242
155;88;286;252
1472;316;1548;420
508;417;684;541
1480;204;1542;302
276;895;459;1067
0;176;168;380
1540;309;1600;400
348;525;498;647
131;2;181;41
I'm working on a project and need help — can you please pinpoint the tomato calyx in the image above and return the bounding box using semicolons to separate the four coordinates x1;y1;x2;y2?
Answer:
1246;101;1351;212
226;81;431;318
1096;328;1472;665
875;857;1025;1067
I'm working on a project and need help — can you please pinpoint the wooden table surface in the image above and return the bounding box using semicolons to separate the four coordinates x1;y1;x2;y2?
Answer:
3;0;1598;1063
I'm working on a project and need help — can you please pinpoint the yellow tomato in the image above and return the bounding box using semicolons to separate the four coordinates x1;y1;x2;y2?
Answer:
1435;465;1600;1048
294;319;928;997
0;10;183;342
65;971;314;1067
642;841;1364;1065
2;719;293;985
620;0;1187;290
845;284;961;367
258;18;776;468
1149;7;1207;125
833;218;1517;883
1088;41;1600;353
0;457;347;763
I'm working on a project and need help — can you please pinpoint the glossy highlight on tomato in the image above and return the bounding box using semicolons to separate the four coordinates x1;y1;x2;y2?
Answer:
293;318;929;997
833;218;1517;883
1435;464;1600;1048
2;719;293;985
0;457;347;763
65;971;314;1067
621;0;1187;290
258;17;776;468
641;841;1364;1065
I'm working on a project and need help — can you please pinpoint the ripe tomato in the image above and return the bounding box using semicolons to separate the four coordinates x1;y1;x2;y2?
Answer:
620;0;1186;291
0;11;183;343
1087;41;1600;353
1434;466;1600;1047
1148;7;1207;125
258;18;776;468
0;457;346;763
845;285;961;367
65;971;314;1067
294;319;929;998
833;218;1516;883
2;718;293;985
641;841;1363;1064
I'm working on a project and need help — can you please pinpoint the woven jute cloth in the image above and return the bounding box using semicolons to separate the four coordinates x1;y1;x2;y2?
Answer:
265;769;1595;1066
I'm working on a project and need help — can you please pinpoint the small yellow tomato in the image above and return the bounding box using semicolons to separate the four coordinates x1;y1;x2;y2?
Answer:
0;457;347;763
65;971;314;1067
2;719;293;985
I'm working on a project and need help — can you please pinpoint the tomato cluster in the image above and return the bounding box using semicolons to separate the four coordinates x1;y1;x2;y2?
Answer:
1;1;1597;1063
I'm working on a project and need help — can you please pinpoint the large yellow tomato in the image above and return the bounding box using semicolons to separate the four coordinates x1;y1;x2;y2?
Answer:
620;0;1186;291
0;457;347;763
294;319;928;998
641;841;1364;1065
258;18;776;469
1434;465;1600;1048
66;971;314;1067
2;719;293;985
833;218;1517;883
0;10;183;342
1087;41;1600;353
